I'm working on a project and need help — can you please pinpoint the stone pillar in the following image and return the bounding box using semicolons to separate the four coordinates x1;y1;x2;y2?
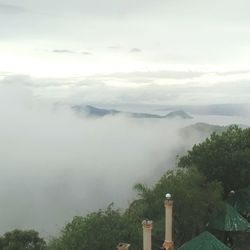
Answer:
142;220;153;250
162;194;174;250
117;243;130;250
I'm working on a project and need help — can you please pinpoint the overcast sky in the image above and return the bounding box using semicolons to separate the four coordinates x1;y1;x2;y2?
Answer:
0;0;250;105
1;1;250;235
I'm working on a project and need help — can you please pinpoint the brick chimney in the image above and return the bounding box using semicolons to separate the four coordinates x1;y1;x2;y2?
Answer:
117;243;130;250
142;220;153;250
162;193;174;250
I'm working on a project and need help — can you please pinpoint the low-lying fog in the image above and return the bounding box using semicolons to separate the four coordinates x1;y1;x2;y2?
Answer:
0;84;250;238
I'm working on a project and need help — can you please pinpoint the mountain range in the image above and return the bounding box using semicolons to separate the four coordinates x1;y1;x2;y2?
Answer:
72;105;193;119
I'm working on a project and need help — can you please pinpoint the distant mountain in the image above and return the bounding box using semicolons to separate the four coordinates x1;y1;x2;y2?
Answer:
179;122;249;154
72;105;193;119
181;122;227;139
73;105;120;117
157;103;250;116
182;122;248;136
165;110;193;119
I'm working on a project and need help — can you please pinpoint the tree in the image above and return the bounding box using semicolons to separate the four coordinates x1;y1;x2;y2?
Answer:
47;204;141;250
178;125;250;195
0;229;46;250
131;168;223;248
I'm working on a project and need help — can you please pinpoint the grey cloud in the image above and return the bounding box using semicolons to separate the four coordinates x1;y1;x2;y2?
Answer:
129;48;142;53
216;70;250;76
65;78;250;106
105;70;205;80
52;49;75;54
77;79;105;87
51;50;93;55
2;72;250;107
0;71;13;77
81;51;92;55
0;75;106;90
210;80;250;97
67;82;195;105
107;46;121;49
0;3;27;14
1;0;250;69
1;75;33;86
28;0;157;16
0;75;62;88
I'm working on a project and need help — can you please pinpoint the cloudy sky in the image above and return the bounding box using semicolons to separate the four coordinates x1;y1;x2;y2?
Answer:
1;1;250;235
0;0;250;105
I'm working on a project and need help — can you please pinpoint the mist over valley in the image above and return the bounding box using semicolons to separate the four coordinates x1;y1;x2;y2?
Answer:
0;83;249;238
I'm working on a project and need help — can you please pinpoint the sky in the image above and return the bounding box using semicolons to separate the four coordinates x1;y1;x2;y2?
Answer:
0;0;250;105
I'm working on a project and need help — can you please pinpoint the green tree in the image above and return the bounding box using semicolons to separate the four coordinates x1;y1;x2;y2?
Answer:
178;125;250;195
0;229;46;250
47;204;141;250
131;168;223;248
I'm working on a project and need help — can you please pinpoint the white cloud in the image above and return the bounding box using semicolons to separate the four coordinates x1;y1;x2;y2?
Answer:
2;71;250;106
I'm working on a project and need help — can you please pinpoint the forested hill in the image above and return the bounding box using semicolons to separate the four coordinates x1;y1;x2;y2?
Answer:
180;122;227;139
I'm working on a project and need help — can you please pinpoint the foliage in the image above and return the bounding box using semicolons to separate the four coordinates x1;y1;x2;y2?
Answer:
47;204;141;250
0;229;46;250
131;168;223;248
178;125;250;195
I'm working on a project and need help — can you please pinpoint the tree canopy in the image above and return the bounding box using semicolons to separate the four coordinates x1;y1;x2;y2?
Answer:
178;125;250;195
48;168;223;249
0;229;46;250
131;168;223;247
47;204;141;250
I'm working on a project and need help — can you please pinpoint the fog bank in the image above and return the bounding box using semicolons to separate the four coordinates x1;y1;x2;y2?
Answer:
0;84;247;237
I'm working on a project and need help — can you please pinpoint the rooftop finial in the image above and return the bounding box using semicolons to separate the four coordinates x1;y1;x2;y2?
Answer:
165;193;172;200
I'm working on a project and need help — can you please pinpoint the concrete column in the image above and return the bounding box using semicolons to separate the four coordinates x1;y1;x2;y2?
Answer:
142;220;153;250
117;243;130;250
163;194;174;250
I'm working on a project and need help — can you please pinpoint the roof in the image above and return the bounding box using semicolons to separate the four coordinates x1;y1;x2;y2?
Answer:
227;187;250;217
177;231;230;250
208;203;250;232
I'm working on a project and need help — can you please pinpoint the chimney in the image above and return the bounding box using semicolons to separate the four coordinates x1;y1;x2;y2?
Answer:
142;220;153;250
117;243;130;250
162;193;174;250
